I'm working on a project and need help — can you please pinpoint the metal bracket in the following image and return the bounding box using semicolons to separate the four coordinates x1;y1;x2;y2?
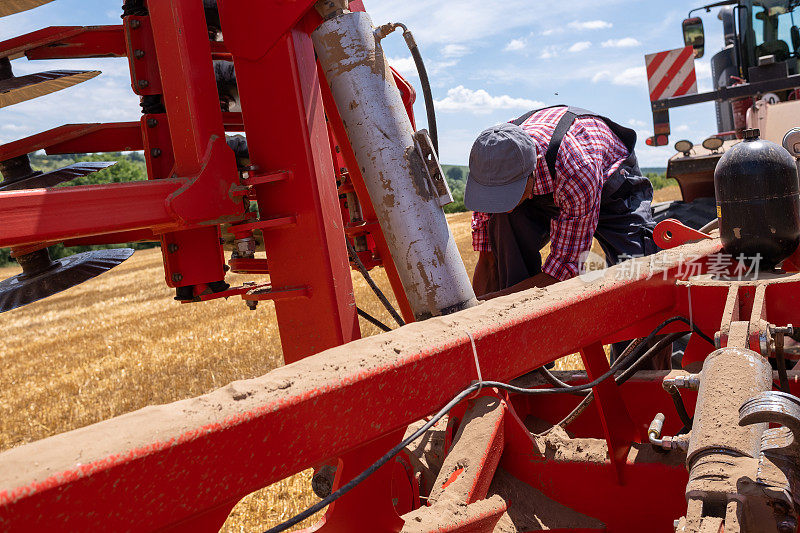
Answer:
413;129;453;208
654;219;712;250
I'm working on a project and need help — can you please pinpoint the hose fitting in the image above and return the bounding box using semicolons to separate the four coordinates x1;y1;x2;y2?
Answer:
648;413;691;451
663;373;701;392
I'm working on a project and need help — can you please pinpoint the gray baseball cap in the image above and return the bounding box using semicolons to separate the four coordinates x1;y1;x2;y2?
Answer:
464;123;537;213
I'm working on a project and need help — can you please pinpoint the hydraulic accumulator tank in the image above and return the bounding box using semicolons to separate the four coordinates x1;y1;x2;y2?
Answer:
714;128;800;268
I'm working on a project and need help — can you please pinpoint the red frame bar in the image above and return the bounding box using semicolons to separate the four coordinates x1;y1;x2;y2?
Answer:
217;2;360;362
0;26;126;60
0;240;725;531
0;179;185;247
0;123;143;160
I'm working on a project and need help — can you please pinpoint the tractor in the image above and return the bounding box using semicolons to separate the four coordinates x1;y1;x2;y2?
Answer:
649;0;800;229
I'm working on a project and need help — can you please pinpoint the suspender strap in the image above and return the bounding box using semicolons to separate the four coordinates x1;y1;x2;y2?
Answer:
543;110;578;181
511;110;537;127
512;105;634;180
512;105;581;180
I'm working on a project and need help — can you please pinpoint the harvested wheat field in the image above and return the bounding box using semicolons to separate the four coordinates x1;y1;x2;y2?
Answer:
0;192;679;530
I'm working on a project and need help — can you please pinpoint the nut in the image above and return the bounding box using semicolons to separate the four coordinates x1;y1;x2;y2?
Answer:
172;273;183;283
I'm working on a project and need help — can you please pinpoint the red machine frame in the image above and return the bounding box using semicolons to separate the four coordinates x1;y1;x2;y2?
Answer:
2;1;800;532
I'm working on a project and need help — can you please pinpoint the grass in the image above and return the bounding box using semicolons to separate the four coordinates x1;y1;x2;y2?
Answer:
0;194;683;530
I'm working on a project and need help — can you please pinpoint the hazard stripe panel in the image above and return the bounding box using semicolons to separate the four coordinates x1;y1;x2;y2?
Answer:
645;46;698;102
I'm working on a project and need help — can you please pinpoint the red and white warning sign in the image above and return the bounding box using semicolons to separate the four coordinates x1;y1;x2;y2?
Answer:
645;46;698;102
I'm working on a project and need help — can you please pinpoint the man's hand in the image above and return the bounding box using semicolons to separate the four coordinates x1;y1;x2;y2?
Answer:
481;272;559;300
473;251;499;297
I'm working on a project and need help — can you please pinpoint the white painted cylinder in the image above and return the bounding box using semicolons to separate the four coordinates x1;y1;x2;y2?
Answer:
313;11;477;319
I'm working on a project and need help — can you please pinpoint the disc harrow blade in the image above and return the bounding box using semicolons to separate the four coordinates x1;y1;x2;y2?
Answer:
0;69;100;108
0;0;54;18
0;248;135;313
0;161;117;191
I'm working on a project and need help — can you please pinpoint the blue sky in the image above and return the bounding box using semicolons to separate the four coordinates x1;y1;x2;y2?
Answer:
1;0;725;167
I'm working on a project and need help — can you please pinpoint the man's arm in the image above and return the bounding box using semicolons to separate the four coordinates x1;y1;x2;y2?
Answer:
473;251;499;297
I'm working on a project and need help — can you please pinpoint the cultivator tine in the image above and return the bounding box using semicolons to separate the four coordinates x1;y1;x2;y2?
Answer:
0;69;100;108
0;248;135;313
0;0;54;18
0;161;116;191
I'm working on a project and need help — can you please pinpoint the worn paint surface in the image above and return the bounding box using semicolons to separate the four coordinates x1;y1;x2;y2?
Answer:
312;11;476;319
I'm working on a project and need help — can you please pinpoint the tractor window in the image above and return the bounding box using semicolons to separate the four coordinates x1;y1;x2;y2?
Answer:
751;1;796;60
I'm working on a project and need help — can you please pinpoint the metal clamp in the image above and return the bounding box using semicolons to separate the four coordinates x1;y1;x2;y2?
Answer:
413;129;453;207
740;391;800;519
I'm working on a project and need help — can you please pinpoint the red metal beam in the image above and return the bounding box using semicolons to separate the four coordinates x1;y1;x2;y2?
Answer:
0;123;143;161
218;3;360;362
0;26;126;60
0;179;185;247
0;240;721;531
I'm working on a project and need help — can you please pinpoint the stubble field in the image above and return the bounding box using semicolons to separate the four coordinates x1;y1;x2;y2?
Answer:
0;186;680;530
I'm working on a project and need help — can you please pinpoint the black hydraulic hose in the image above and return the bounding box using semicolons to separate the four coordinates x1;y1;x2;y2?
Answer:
406;36;438;155
538;367;589;396
264;317;711;533
666;386;694;432
356;307;392;332
539;337;646;397
551;331;687;431
380;23;438;155
346;240;405;327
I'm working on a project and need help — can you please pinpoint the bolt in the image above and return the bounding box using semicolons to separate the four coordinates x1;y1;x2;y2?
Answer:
130;19;141;29
246;300;258;311
151;148;162;158
133;49;145;59
146;118;159;128
778;518;797;533
138;79;149;88
172;273;183;283
167;243;178;253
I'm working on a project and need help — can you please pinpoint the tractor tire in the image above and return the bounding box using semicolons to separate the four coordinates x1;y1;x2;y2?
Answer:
651;196;717;230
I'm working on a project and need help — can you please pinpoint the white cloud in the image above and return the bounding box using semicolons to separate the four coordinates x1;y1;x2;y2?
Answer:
539;45;560;59
601;37;641;48
568;20;613;31
628;119;648;128
388;56;417;77
365;1;626;45
504;38;526;52
568;41;592;53
434;86;544;114
442;44;469;58
593;66;646;87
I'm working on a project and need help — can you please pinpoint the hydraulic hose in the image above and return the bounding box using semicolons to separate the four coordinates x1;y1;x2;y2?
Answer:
264;316;712;533
346;240;405;327
356;307;392;332
376;23;439;155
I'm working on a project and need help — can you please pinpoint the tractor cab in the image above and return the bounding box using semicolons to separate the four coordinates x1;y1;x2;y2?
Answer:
649;0;800;229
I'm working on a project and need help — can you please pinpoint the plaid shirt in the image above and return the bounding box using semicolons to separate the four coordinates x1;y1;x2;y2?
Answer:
472;106;630;281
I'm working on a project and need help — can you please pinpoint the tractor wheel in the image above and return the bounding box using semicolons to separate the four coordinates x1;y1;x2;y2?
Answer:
651;196;717;230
